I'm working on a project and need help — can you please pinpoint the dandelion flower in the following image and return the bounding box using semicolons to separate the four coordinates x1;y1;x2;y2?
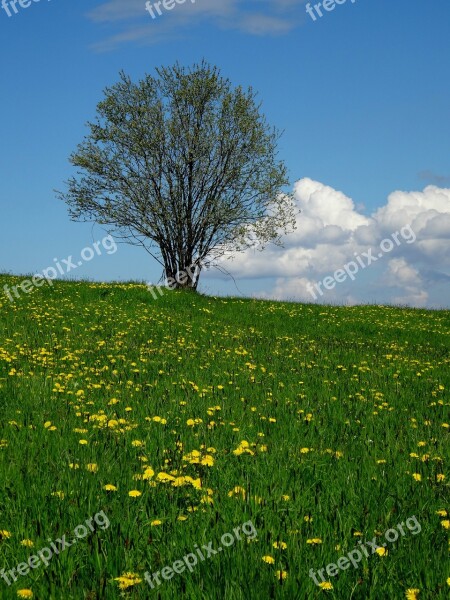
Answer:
319;582;333;590
273;541;287;550
128;490;142;498
275;570;288;580
114;572;142;590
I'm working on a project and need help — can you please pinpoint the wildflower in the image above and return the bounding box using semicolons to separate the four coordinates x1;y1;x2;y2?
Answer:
17;590;33;599
375;547;388;556
228;486;246;499
275;570;288;580
103;484;117;491
86;463;98;473
412;473;421;481
128;490;142;498
142;467;155;480
273;541;287;549
262;555;275;564
306;538;322;545
405;590;420;600
20;539;34;547
150;520;162;526
440;520;450;529
0;530;12;539
319;582;333;590
114;572;142;590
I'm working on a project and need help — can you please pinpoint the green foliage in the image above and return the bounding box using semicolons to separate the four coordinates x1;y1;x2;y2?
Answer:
0;275;449;599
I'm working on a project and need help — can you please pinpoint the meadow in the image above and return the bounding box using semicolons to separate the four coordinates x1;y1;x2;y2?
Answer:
0;274;449;599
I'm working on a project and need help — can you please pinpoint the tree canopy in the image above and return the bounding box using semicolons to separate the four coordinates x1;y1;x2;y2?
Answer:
58;61;296;289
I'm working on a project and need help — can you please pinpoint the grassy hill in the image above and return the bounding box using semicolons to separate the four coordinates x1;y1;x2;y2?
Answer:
0;274;449;599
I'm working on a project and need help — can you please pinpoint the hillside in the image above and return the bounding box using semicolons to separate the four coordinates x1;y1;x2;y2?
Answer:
0;275;449;599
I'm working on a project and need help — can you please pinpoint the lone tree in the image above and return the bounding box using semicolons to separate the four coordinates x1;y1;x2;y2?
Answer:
58;61;296;289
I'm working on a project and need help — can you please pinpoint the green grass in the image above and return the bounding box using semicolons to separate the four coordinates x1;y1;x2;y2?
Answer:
0;274;449;599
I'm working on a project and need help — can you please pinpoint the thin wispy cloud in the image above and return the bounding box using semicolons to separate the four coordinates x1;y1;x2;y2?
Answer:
87;0;306;51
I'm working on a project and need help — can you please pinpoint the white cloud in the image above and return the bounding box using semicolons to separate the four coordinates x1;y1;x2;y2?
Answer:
217;178;450;308
87;0;306;51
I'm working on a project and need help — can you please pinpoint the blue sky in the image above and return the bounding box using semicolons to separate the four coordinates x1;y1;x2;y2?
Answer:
1;0;449;307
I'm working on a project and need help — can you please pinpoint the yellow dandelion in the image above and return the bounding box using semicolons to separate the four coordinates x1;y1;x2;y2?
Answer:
275;570;288;580
17;590;33;599
114;572;142;590
0;530;12;539
128;490;142;498
142;467;155;480
412;473;422;482
20;539;34;548
405;589;420;600
103;484;117;491
150;520;162;526
375;547;388;556
262;555;275;564
273;541;287;550
440;520;450;529
79;439;88;445
306;538;322;545
319;581;333;590
86;463;98;473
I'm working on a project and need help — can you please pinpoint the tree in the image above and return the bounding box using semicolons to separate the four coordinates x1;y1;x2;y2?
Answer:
58;61;296;290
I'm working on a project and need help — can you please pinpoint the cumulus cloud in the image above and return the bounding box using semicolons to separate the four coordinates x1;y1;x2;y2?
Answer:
87;0;306;51
216;178;450;308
